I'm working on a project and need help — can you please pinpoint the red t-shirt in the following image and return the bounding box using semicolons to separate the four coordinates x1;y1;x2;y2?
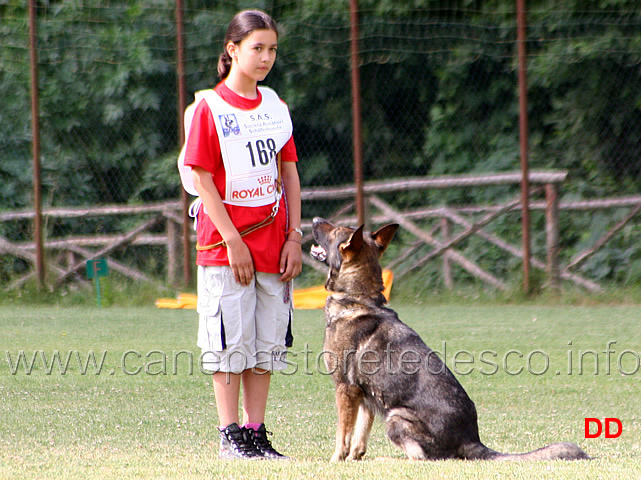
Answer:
183;82;298;273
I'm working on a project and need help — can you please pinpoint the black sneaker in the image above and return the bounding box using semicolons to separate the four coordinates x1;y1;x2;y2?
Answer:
247;424;289;460
219;423;262;460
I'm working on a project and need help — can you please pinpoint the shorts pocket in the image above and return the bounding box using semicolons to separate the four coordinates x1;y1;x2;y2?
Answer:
197;267;224;316
197;300;226;352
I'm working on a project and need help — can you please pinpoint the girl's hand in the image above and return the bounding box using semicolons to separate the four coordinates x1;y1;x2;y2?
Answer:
226;236;254;286
279;239;302;282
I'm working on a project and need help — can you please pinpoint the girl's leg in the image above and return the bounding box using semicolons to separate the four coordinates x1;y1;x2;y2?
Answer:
241;368;287;459
241;368;271;424
212;369;271;426
215;371;264;460
212;371;241;427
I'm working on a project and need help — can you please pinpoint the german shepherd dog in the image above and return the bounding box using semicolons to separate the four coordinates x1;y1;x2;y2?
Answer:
310;218;589;462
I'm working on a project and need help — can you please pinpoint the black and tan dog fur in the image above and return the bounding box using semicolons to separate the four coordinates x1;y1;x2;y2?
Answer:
311;217;588;462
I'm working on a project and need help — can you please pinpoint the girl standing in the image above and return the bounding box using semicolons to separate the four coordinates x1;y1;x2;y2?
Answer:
179;9;302;459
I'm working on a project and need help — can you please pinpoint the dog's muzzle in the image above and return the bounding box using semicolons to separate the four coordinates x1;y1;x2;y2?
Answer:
310;244;327;262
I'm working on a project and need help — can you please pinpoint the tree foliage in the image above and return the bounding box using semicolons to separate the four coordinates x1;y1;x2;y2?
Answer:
2;0;641;284
2;1;640;205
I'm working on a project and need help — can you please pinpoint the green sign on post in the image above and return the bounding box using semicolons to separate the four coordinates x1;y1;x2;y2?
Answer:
86;258;108;307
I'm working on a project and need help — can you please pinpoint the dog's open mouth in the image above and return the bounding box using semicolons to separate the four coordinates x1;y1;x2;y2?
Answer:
310;244;327;262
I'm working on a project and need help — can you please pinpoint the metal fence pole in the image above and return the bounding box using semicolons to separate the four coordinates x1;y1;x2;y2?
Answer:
350;0;365;227
517;0;531;293
29;0;45;289
176;0;192;286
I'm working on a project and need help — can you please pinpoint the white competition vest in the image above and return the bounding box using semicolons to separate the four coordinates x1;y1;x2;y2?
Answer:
177;86;293;208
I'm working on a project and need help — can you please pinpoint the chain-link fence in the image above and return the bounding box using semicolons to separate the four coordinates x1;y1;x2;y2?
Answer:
2;1;641;293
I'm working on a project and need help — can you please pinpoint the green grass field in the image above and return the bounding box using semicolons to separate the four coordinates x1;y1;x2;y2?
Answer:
1;303;639;479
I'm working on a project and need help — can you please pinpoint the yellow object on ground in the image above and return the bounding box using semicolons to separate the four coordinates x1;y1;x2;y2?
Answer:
292;269;394;309
155;270;393;310
154;292;197;310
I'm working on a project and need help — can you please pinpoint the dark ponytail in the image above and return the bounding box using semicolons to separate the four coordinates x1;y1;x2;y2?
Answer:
217;51;232;80
217;10;279;80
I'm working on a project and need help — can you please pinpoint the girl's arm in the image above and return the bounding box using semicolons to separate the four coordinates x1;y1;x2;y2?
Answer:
279;161;302;282
191;166;255;286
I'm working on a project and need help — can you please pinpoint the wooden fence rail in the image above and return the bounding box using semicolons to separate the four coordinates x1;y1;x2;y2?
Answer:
3;170;641;292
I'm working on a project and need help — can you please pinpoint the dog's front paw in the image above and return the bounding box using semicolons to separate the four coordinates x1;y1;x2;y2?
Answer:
346;451;365;461
330;450;347;462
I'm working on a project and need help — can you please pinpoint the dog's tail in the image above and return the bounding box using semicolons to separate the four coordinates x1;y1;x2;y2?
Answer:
460;441;589;461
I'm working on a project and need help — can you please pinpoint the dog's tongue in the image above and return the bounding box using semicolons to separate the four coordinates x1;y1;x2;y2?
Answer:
310;244;327;262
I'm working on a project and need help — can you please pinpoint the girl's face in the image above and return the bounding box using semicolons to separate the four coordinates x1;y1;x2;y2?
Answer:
228;29;278;83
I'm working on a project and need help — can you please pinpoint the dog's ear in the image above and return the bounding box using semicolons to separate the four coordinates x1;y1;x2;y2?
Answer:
372;224;399;253
339;225;365;260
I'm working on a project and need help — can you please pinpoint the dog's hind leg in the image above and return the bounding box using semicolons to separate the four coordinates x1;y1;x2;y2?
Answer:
385;409;432;460
346;404;375;460
331;384;364;462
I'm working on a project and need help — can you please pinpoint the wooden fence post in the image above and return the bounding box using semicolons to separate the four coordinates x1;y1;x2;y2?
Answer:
545;183;560;291
440;216;453;290
167;218;181;286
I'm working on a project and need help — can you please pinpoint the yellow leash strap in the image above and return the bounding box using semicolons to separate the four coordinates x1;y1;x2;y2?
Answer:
196;152;283;251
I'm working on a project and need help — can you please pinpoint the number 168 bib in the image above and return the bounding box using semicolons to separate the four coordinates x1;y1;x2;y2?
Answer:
199;87;293;207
